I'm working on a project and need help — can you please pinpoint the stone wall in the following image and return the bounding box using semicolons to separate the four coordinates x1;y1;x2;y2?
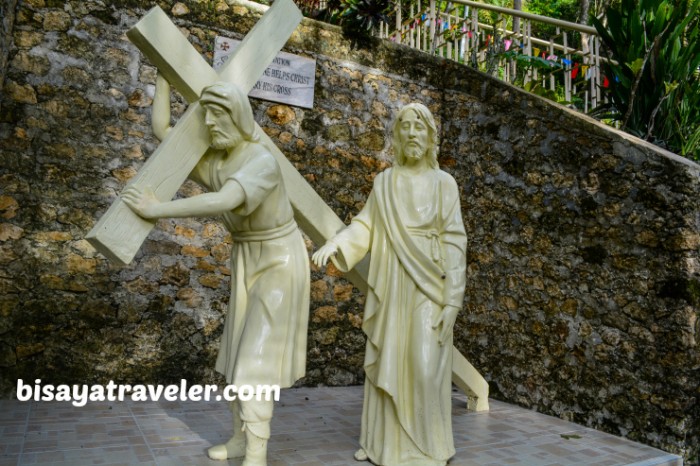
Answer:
1;0;697;462
0;0;19;93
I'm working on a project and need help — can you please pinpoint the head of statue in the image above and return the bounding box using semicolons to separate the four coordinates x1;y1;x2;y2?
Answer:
199;82;259;150
391;103;439;169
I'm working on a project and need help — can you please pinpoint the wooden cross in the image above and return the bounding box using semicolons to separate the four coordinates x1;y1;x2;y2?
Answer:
86;0;489;411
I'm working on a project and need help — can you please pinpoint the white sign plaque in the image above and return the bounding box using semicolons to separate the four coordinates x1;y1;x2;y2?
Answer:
213;36;316;109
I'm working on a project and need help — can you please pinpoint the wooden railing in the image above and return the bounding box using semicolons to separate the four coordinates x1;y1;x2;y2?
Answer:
378;0;606;113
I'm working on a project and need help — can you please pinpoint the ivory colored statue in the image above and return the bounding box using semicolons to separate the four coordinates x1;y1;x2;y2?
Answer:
313;103;467;466
123;76;310;466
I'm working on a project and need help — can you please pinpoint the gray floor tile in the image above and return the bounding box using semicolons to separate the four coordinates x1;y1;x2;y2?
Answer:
0;386;682;466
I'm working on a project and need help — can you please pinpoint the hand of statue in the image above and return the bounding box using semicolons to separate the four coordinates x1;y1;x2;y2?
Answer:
122;186;160;219
312;242;338;267
432;305;460;346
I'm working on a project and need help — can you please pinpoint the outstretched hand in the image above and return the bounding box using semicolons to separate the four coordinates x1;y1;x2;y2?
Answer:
312;242;338;268
431;305;460;346
122;186;160;219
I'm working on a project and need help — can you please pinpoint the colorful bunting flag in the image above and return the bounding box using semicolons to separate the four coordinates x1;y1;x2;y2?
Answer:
571;63;580;79
504;39;512;51
603;76;610;88
533;47;540;56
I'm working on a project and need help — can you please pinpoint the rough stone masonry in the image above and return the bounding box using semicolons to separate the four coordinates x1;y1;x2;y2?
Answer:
0;0;697;462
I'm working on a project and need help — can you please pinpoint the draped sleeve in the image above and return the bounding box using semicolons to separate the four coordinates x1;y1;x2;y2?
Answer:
330;189;374;273
227;149;280;216
439;172;467;308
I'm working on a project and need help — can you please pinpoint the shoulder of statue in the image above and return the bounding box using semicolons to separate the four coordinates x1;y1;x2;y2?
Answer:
373;167;391;185
433;170;460;208
236;141;278;167
436;168;458;189
235;140;266;155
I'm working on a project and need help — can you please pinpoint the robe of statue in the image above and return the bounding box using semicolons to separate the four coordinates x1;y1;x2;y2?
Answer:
190;143;310;388
331;166;467;466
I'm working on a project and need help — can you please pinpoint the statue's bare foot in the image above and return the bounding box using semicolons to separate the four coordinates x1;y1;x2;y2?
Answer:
354;448;369;461
207;437;245;461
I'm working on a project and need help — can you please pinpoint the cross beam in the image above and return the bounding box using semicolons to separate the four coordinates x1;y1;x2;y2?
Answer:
87;1;489;411
86;0;302;264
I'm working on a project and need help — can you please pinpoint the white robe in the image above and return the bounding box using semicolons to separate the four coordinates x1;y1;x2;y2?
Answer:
331;166;467;466
190;143;310;388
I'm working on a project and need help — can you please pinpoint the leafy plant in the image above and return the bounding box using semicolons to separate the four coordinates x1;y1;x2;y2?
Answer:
668;80;700;160
293;0;390;42
498;51;583;106
591;0;700;160
336;0;392;37
295;0;343;23
525;0;581;41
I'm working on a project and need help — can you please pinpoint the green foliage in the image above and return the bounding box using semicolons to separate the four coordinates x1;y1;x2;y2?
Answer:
497;50;583;108
294;0;390;42
525;0;581;39
461;1;589;110
526;0;580;21
591;0;700;160
468;0;518;33
336;0;392;37
294;0;343;23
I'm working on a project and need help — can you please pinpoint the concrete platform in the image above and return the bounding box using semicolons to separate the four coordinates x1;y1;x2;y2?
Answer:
0;385;682;466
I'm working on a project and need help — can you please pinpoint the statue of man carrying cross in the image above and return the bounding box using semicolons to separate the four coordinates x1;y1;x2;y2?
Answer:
123;78;310;465
86;2;311;464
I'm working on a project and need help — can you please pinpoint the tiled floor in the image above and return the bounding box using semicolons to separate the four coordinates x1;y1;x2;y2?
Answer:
0;386;682;466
